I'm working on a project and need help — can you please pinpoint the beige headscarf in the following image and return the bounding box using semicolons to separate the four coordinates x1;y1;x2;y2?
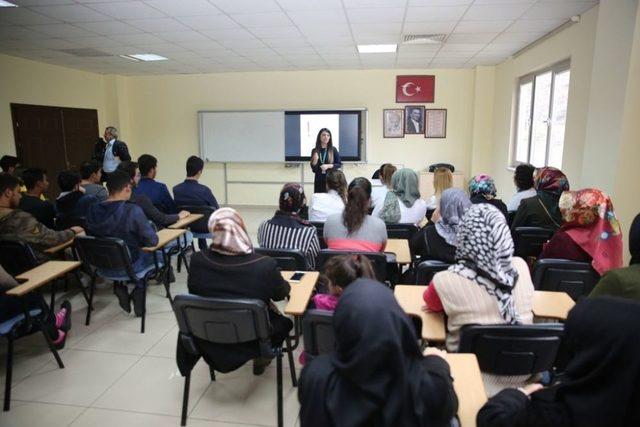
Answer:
207;207;253;255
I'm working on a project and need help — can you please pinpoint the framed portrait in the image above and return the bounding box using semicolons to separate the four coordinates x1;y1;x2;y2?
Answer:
383;109;404;138
425;109;447;138
404;105;425;135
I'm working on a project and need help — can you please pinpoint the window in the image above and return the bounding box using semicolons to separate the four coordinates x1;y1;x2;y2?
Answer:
513;60;571;168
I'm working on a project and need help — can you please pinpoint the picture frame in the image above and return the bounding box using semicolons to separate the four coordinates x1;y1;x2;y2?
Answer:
383;109;404;138
425;109;447;138
404;105;425;135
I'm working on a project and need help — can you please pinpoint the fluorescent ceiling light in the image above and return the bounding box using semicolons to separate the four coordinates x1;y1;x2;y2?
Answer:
120;53;168;62
0;1;18;7
357;44;397;54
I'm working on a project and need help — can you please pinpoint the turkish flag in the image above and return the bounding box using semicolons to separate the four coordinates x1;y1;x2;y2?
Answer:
396;75;435;103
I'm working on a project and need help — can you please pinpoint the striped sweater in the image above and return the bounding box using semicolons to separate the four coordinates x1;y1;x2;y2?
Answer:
257;215;321;269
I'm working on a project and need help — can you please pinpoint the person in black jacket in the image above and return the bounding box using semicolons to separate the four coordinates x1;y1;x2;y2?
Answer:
299;278;458;427
55;170;98;225
93;126;131;181
477;297;640;427
18;167;55;229
310;128;342;193
187;207;292;375
468;174;508;220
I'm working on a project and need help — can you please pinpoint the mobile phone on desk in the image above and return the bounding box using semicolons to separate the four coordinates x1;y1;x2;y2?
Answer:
289;271;305;282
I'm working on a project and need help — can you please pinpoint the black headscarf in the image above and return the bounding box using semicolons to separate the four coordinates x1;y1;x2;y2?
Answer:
299;279;457;427
630;213;640;265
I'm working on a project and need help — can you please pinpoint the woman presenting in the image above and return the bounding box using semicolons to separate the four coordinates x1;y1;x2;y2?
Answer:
310;128;342;193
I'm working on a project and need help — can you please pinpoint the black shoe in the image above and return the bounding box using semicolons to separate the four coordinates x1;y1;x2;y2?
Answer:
252;357;272;376
131;287;146;317
114;284;131;313
59;300;72;332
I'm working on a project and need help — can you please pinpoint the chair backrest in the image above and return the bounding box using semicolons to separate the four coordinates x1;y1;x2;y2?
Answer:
0;240;38;276
177;205;215;234
316;249;387;282
386;223;419;240
513;227;555;259
532;259;600;301
74;235;136;281
415;260;451;285
309;221;326;249
507;211;516;227
302;309;335;361
458;323;564;376
254;247;309;271
172;294;273;357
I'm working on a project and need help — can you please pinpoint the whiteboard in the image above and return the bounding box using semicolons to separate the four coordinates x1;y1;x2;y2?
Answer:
199;111;284;163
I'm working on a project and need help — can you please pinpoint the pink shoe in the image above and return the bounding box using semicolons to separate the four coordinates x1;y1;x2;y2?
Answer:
52;330;67;350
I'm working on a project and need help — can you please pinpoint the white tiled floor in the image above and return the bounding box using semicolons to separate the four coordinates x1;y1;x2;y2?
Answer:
1;206;304;427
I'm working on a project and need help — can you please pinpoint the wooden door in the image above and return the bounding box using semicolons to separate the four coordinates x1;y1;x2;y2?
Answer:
61;107;99;170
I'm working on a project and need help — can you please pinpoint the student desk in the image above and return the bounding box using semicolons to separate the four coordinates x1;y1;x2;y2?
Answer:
385;238;411;265
532;290;575;320
168;213;204;229
282;271;320;316
8;261;82;297
394;285;446;342
44;238;74;254
441;353;487;427
143;229;187;252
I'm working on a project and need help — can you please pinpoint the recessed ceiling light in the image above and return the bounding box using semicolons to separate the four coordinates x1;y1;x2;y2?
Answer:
120;53;168;62
0;1;18;7
357;44;397;54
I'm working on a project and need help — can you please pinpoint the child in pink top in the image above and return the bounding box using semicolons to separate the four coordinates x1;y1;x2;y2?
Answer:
299;254;376;364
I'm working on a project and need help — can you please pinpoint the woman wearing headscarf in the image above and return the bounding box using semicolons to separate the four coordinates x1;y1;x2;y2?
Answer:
477;296;640;427
187;207;292;375
511;167;569;231
299;279;458;427
373;168;428;226
424;203;534;396
258;183;321;269
540;189;623;276
468;174;509;220
411;188;471;264
590;213;640;300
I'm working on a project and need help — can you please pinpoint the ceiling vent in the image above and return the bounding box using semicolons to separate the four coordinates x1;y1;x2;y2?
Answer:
58;48;112;57
402;34;446;45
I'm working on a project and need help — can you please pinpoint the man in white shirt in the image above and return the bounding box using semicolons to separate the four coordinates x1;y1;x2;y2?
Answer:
93;126;131;182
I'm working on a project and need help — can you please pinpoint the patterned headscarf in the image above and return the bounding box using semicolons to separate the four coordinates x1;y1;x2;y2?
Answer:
279;183;306;214
468;174;497;199
450;203;520;324
435;188;471;246
535;167;570;226
207;207;253;256
559;189;623;275
378;168;421;224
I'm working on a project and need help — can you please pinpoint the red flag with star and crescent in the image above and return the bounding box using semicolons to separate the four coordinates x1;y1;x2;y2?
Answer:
395;75;435;103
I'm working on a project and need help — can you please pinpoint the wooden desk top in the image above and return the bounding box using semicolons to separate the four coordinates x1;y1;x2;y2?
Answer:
442;353;487;427
9;261;82;297
143;228;187;252
168;213;204;229
385;238;411;264
282;271;320;316
44;238;74;254
394;285;446;342
533;290;575;320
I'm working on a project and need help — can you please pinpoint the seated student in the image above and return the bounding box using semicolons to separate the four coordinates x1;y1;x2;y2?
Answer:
370;163;396;211
85;171;159;316
0;173;83;261
308;169;347;222
0;264;72;349
136;154;178;214
324;177;387;252
173;155;219;208
507;164;536;212
299;279;458;426
19;168;55;229
540;189;623;276
468;174;509;220
590;213;640;301
55;170;98;220
427;166;454;211
79;160;108;201
0;155;19;175
511;166;569;231
374;168;428;226
424;204;534;396
188;207;292;375
411;188;471;264
477;297;640;427
258;183;320;269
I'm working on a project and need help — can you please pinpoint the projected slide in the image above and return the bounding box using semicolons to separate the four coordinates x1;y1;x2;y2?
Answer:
300;114;340;154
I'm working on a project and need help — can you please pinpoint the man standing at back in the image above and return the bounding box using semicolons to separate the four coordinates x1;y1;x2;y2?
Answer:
136;154;178;214
173;156;219;209
93;126;131;181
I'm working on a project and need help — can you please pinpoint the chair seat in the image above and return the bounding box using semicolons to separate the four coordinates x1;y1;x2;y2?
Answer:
0;309;42;336
97;261;163;282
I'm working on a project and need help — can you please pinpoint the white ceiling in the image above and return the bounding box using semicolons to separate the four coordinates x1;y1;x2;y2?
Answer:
0;0;598;75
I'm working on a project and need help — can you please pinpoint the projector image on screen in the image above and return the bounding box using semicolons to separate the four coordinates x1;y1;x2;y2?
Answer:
285;110;363;161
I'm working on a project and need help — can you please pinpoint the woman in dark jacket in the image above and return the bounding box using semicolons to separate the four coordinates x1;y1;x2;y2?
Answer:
477;297;640;427
468;174;508;220
187;207;292;375
310;128;342;193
